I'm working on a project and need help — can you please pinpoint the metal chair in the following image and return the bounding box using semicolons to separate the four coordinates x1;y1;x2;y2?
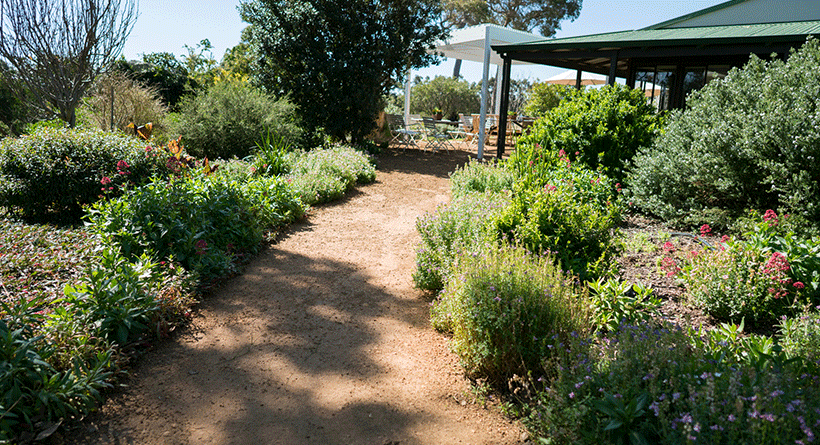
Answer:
386;114;422;151
421;117;452;152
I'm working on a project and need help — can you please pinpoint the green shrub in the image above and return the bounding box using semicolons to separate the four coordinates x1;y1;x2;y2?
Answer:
252;131;293;177
587;278;661;333
173;80;302;160
779;307;820;364
523;82;573;117
431;244;592;388
517;84;660;183
85;173;305;281
678;210;820;326
409;75;480;120
497;150;623;280
449;158;514;199
628;38;820;227
413;192;509;291
285;145;376;205
0;128;168;222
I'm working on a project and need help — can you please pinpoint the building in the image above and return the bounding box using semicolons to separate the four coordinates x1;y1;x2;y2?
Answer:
490;0;820;156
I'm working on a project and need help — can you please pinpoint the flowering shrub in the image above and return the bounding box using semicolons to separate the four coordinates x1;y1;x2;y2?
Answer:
0;128;169;222
679;210;820;325
779;307;820;365
284;144;376;205
525;321;820;445
431;244;592;388
413;192;509;291
85;172;305;282
496;149;623;280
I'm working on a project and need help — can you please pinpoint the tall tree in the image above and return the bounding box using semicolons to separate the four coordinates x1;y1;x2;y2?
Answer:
240;0;448;143
443;0;581;78
487;0;581;37
0;0;137;127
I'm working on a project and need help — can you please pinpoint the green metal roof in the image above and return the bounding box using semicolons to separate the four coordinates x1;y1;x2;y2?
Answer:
495;20;820;52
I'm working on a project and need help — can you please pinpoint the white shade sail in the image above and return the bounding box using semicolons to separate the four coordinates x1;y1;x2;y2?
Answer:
406;24;542;159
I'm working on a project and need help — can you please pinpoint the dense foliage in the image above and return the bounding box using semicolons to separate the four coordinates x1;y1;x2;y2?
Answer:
284;145;377;205
628;38;820;228
0;128;168;222
502;147;624;280
518;84;660;183
414;191;509;290
409;76;480;120
240;0;448;142
522;82;572;117
174;80;302;160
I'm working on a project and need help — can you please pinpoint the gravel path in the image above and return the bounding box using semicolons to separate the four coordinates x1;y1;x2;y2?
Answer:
67;147;524;445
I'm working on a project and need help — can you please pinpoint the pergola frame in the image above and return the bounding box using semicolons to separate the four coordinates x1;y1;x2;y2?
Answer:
492;24;820;158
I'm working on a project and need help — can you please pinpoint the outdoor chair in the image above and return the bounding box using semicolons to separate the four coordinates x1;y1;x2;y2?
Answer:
422;117;453;152
448;114;476;147
387;114;422;151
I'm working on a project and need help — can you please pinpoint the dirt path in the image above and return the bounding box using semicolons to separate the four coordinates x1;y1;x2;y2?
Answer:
68;147;524;445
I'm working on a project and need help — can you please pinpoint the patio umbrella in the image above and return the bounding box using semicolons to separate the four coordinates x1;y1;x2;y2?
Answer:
545;69;607;85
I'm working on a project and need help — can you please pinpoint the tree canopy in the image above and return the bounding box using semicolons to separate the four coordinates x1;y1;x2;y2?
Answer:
240;0;448;142
443;0;581;37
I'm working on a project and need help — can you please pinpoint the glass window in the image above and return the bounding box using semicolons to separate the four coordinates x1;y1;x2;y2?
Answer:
682;67;706;107
706;65;731;84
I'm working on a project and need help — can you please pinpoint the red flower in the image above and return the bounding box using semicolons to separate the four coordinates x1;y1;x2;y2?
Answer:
794;281;805;289
100;176;112;185
662;241;676;253
763;209;778;226
700;224;711;237
195;239;208;255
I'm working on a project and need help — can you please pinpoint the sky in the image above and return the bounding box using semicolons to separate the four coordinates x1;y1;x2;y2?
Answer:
122;0;729;83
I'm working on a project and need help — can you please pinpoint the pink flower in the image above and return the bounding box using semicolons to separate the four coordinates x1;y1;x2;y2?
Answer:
662;242;676;253
558;149;566;157
794;282;805;289
700;224;711;236
721;235;731;243
195;239;208;255
763;252;790;275
764;209;779;226
100;176;112;185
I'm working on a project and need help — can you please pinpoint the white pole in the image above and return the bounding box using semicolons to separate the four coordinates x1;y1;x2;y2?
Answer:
404;67;412;125
477;26;492;160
